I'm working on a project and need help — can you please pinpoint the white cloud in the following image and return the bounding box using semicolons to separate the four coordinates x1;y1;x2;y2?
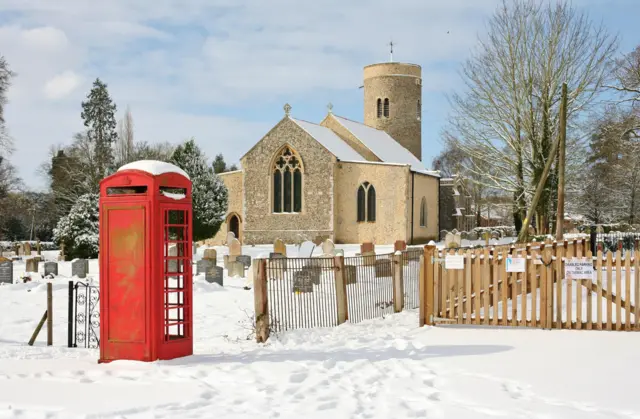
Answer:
43;71;82;100
8;0;631;189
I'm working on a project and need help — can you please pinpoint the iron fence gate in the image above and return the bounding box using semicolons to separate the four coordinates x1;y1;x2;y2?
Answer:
67;281;100;349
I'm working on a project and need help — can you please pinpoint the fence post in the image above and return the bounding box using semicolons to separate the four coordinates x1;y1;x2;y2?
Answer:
254;259;270;343
421;245;436;326
334;255;348;324
47;282;52;346
393;252;404;313
68;281;73;348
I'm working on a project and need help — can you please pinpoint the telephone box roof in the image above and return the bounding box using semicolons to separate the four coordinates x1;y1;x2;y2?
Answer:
117;160;190;180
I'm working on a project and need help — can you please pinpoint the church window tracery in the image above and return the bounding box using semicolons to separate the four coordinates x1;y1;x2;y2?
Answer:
357;182;376;222
273;146;303;213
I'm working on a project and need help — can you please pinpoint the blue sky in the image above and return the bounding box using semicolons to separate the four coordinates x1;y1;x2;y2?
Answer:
0;0;639;189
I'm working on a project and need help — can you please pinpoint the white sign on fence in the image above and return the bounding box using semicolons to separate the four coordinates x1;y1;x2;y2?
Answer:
565;259;593;280
445;255;464;270
506;257;526;273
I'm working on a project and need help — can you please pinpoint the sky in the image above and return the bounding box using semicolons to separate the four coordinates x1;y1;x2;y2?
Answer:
0;0;639;190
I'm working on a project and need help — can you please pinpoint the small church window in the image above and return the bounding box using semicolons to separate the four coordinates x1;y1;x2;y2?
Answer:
383;98;389;118
420;197;427;227
376;98;382;118
357;182;376;222
273;146;303;213
417;99;421;120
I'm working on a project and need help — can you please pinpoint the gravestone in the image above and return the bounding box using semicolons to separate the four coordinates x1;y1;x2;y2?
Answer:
24;242;32;256
468;231;478;241
440;230;448;241
58;243;66;261
25;257;39;273
71;259;88;279
344;264;357;285
375;258;393;278
236;255;251;268
0;257;12;284
360;242;375;266
204;265;224;286
203;248;217;261
292;270;314;293
44;261;58;277
361;242;374;254
298;241;316;257
225;231;236;245
16;243;23;257
197;259;214;275
460;231;469;240
394;240;407;252
273;238;287;256
36;240;42;256
302;260;322;285
491;230;501;240
445;232;461;248
321;239;335;256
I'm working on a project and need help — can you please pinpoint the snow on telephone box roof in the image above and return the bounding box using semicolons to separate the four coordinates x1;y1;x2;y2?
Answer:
117;160;190;180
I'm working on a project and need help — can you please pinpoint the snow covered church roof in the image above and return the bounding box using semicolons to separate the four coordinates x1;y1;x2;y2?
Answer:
291;118;366;162
118;160;190;180
330;115;437;176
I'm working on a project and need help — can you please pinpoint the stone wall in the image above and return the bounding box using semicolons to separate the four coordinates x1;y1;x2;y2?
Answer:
208;170;244;245
410;172;439;243
241;117;336;245
334;161;409;244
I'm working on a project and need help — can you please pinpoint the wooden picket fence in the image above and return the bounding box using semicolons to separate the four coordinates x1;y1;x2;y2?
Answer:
419;239;639;331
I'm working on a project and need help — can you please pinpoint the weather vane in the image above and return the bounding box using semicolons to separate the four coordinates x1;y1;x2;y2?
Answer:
389;40;395;62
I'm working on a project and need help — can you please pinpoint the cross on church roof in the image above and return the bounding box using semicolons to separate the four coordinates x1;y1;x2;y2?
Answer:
284;103;291;116
327;103;333;114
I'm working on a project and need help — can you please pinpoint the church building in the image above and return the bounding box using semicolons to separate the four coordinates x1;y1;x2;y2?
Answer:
209;61;441;245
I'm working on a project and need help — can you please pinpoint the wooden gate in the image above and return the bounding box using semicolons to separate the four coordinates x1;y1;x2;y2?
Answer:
419;239;639;331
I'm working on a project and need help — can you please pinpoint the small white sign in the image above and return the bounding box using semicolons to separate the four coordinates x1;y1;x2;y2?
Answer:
506;257;526;273
445;255;464;270
565;259;593;280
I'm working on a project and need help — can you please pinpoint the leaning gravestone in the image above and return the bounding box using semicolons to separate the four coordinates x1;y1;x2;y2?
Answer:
344;264;357;285
24;242;32;256
44;261;58;277
71;259;87;279
321;239;335;256
204;265;224;286
0;257;12;285
236;255;251;268
25;257;39;273
197;259;215;275
225;231;236;245
225;238;244;277
273;239;287;256
298;241;316;257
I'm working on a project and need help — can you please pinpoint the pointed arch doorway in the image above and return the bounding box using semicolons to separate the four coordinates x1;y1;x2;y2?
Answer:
227;213;241;242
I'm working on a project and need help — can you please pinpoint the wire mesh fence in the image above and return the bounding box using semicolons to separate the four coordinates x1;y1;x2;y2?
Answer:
344;253;395;324
403;248;423;309
266;256;338;333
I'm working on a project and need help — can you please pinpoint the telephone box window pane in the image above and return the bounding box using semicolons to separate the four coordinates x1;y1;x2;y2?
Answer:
168;227;184;241
168;210;185;225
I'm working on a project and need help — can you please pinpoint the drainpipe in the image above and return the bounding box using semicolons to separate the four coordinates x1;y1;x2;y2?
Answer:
410;170;415;245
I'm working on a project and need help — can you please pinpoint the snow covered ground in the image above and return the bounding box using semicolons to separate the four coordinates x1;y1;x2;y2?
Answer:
1;243;639;418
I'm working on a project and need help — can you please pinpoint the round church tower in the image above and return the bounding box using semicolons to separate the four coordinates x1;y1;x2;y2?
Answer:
363;62;422;160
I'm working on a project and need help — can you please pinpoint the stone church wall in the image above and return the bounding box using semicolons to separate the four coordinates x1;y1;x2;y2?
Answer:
334;161;409;244
207;170;244;245
241;117;336;244
409;172;439;244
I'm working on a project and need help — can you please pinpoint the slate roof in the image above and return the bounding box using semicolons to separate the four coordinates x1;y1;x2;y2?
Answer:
291;118;366;162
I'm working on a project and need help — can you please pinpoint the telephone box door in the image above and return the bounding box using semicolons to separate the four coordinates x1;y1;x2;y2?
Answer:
101;203;149;361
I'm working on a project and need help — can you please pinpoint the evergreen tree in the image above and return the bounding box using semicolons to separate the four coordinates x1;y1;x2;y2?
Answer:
81;78;117;178
170;138;228;241
52;193;99;260
212;153;226;174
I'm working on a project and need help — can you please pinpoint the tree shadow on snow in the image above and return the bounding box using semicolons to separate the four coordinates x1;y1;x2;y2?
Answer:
160;344;513;367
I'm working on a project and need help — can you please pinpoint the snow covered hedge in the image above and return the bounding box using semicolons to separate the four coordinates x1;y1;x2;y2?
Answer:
52;193;99;260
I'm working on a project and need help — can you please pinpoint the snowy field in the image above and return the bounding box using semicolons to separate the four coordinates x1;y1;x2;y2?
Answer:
1;243;640;418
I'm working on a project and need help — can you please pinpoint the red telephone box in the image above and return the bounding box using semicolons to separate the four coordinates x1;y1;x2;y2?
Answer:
98;161;193;363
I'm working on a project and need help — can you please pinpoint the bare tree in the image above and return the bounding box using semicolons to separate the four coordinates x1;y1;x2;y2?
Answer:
0;56;15;156
115;106;135;167
609;45;640;107
446;0;617;234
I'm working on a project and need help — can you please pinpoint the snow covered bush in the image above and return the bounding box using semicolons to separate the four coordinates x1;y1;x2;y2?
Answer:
52;193;99;260
170;138;228;241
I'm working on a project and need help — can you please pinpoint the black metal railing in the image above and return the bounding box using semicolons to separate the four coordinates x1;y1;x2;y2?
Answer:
344;253;394;324
68;281;100;349
266;256;338;333
594;232;640;255
403;248;422;309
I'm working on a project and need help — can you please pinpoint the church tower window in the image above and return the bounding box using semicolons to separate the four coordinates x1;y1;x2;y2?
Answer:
357;182;376;222
376;98;382;118
417;99;421;120
273;146;303;213
383;98;389;118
